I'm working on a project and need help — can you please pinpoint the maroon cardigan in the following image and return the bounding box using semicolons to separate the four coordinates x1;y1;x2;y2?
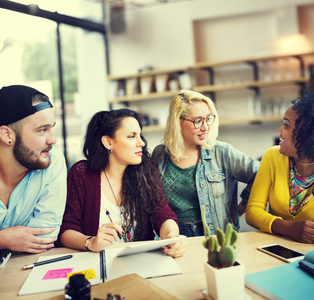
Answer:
57;160;178;245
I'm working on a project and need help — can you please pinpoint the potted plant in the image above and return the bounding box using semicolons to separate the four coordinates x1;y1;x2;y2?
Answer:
201;206;245;300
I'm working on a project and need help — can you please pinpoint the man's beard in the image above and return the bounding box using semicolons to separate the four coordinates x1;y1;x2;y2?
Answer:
13;133;51;170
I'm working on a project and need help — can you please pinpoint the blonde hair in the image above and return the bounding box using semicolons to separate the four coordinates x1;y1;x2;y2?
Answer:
163;89;219;160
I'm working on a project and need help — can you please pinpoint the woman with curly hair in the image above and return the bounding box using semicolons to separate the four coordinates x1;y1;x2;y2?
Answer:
58;109;185;257
246;90;314;243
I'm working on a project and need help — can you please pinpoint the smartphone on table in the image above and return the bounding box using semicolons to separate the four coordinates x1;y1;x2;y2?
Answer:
257;244;304;263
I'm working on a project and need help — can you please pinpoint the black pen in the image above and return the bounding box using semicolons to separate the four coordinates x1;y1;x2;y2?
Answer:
105;209;124;242
22;254;73;270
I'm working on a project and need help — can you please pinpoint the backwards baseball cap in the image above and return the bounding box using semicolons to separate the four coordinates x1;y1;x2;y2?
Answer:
0;85;53;126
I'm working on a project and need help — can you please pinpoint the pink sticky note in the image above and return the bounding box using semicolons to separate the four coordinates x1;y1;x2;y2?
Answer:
42;268;74;280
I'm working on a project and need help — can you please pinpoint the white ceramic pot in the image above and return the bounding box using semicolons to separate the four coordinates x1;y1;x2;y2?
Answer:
203;260;245;300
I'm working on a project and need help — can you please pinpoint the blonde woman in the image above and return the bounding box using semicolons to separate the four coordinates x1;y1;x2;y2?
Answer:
152;90;259;236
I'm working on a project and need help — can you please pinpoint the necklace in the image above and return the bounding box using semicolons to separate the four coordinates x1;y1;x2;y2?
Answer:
296;161;314;166
104;171;122;212
104;171;132;242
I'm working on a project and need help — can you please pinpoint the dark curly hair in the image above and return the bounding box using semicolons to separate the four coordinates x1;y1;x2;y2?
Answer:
291;90;314;161
83;108;166;240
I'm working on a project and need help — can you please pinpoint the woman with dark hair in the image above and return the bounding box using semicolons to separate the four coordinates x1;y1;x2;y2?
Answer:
246;90;314;243
58;109;185;257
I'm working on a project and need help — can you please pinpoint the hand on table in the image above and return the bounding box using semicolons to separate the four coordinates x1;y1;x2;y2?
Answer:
0;226;56;253
272;219;314;244
288;220;314;244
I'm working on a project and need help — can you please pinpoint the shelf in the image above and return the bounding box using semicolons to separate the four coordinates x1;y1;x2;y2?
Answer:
108;51;313;103
193;51;314;70
108;51;314;82
107;66;192;81
109;90;178;103
194;82;249;93
194;77;309;94
107;51;313;130
110;77;310;103
247;77;309;88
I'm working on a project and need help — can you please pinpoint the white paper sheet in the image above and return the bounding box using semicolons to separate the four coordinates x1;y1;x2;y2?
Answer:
105;248;182;281
19;252;102;295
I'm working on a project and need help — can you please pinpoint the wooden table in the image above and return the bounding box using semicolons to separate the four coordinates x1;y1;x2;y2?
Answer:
0;231;312;300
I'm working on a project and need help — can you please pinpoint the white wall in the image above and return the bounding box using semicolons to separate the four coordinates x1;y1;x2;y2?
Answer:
107;2;195;76
108;0;314;77
106;0;314;231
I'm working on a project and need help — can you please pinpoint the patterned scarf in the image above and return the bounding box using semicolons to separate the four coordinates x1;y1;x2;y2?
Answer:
289;158;314;216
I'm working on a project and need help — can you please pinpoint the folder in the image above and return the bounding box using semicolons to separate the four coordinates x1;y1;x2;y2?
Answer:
245;250;314;300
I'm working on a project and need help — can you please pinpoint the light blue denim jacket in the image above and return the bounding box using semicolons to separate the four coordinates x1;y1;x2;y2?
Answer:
152;141;260;234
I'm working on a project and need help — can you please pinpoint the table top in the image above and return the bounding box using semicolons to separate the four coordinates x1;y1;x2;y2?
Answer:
1;231;312;300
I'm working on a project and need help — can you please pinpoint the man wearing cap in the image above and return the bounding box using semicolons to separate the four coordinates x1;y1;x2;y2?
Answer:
0;85;67;253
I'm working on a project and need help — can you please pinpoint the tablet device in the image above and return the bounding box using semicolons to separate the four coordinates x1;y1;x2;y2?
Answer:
116;236;186;257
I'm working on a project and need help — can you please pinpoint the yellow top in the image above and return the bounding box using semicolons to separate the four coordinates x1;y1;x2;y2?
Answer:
246;146;314;233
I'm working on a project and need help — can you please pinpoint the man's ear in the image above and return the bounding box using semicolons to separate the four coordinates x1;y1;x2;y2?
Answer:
101;135;113;150
0;125;14;145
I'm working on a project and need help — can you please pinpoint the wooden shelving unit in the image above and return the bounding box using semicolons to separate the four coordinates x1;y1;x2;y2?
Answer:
194;77;309;93
193;51;314;69
108;51;314;129
109;90;178;103
107;66;191;81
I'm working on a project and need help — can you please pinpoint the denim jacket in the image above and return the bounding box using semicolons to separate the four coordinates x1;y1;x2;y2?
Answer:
151;141;260;234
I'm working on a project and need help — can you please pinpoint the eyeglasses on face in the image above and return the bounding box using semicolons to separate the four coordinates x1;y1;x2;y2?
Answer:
180;114;216;128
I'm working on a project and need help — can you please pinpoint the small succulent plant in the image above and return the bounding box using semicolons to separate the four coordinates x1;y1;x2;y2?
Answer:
202;206;238;268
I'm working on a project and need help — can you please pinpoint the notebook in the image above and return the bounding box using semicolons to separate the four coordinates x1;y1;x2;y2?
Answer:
19;237;185;295
245;251;314;300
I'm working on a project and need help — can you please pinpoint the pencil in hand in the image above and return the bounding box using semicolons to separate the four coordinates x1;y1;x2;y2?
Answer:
105;209;124;242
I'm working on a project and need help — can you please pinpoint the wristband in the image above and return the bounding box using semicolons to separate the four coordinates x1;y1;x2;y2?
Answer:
84;236;94;251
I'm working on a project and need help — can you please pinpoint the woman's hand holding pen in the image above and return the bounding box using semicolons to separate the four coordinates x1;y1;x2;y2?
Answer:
87;223;124;252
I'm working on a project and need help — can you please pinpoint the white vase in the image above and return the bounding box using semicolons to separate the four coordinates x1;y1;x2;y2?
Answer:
203;260;245;300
